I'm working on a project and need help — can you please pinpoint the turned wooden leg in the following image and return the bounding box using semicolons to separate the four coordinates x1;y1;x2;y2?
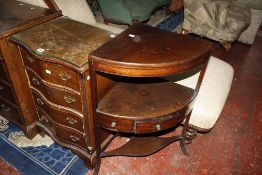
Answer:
220;41;232;60
185;126;197;144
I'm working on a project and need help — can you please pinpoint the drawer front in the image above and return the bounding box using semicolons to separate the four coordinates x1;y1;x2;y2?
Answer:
0;81;17;104
0;98;22;125
0;62;9;83
135;111;186;134
36;107;56;134
55;126;88;150
27;68;82;113
32;90;84;132
97;113;133;132
21;49;80;91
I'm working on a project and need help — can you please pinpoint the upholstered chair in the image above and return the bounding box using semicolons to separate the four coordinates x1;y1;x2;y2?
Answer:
182;0;250;58
97;0;171;25
168;56;234;142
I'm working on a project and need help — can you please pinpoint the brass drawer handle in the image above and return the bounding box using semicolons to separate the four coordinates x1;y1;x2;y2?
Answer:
111;122;117;128
64;95;76;104
59;72;71;82
39;115;48;123
32;77;40;85
26;55;34;63
1;104;11;112
69;135;80;142
155;124;161;131
0;85;3;90
36;98;44;106
66;117;77;125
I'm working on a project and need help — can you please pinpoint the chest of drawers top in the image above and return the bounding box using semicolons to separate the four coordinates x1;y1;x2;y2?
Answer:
11;17;115;72
0;0;61;39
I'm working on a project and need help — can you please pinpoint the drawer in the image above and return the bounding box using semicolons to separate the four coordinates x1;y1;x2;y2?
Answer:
0;97;22;125
97;113;133;133
21;49;80;91
55;126;88;150
27;68;82;113
32;90;84;132
0;62;9;83
0;81;17;104
36;107;56;134
135;111;186;134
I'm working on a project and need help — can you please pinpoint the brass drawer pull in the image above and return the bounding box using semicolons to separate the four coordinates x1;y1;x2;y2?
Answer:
32;77;40;85
0;85;3;90
1;104;11;112
69;135;80;142
39;115;48;123
26;55;34;63
36;98;44;106
155;124;161;131
59;72;71;82
111;122;117;128
66;117;77;125
64;95;76;104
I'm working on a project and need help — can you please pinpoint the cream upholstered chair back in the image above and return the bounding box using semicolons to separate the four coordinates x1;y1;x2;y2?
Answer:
18;0;96;25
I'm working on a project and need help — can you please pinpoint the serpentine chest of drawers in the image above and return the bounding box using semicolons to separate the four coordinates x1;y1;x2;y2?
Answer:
11;17;116;167
0;0;61;138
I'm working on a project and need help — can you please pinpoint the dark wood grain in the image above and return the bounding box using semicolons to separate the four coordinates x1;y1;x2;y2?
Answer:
0;0;61;39
89;24;212;77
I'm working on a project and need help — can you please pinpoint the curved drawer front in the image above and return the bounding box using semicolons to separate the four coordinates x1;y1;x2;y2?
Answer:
32;90;84;132
0;62;9;83
98;109;189;134
0;81;17;104
55;126;88;151
27;68;82;113
21;49;80;92
36;107;56;134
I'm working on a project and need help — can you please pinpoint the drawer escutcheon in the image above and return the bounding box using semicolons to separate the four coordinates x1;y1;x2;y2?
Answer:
66;117;77;125
69;135;80;142
32;77;40;85
59;72;71;82
64;95;76;104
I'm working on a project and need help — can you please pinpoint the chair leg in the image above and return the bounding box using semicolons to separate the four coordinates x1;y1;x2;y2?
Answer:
220;41;232;60
185;126;197;144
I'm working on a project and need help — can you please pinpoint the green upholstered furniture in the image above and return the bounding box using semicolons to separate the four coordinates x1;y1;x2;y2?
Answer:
97;0;171;25
182;0;251;56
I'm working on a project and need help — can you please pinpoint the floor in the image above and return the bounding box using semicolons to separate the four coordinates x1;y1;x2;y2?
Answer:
87;28;262;175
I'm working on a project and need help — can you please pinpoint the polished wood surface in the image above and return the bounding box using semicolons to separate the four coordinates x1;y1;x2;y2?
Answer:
90;24;212;77
11;17;114;72
0;0;61;39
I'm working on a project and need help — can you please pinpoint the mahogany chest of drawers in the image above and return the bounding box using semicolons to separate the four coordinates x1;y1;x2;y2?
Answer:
11;17;116;167
0;0;61;138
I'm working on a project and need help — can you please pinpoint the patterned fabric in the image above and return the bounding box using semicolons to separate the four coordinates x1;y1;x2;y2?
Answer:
182;0;251;42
